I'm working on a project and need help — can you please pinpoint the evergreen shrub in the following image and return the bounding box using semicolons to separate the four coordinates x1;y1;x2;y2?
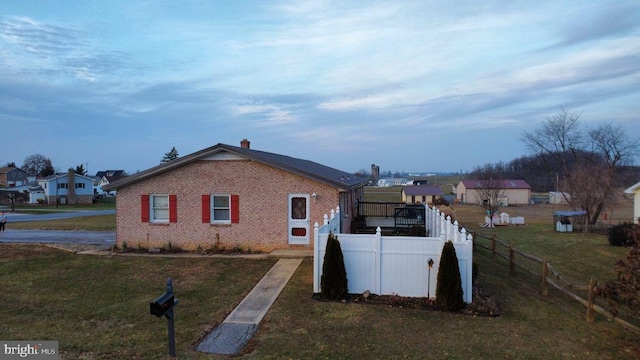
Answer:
321;232;348;300
436;241;465;311
608;223;639;247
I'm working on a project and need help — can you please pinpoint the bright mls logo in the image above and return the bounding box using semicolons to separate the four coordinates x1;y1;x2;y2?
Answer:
1;341;58;359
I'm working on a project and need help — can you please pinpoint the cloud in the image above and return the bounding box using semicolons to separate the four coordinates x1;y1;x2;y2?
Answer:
552;3;640;47
0;16;144;84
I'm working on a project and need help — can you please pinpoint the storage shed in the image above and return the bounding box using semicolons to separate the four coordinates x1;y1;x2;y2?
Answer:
553;210;587;232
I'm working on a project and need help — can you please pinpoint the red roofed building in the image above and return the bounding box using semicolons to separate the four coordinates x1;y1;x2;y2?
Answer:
456;179;531;205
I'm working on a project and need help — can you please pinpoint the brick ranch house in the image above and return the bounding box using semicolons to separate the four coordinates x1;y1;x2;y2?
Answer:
103;139;368;252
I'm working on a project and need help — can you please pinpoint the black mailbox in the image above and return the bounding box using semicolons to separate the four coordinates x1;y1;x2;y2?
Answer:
150;292;175;317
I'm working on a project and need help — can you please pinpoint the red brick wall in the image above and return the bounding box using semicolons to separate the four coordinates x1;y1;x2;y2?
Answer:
115;159;341;252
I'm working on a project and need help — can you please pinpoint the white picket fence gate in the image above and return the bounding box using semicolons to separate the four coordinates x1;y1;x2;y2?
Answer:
313;205;474;303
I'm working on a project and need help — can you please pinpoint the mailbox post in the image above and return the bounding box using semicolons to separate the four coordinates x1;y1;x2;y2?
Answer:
150;278;179;357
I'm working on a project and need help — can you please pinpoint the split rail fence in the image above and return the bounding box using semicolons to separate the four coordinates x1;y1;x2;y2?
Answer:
473;233;640;333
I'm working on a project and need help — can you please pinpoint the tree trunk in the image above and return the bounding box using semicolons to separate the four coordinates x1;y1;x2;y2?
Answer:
590;202;604;225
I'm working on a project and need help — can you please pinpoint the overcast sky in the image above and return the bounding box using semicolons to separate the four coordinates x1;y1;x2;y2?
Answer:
1;1;639;175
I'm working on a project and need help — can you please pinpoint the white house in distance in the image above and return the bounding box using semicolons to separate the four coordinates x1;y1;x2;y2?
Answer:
549;191;570;205
456;179;531;205
377;178;410;187
625;181;640;223
402;185;443;205
38;170;95;205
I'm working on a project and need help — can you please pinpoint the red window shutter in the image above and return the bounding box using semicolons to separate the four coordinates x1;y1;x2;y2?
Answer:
202;195;210;223
169;195;177;223
141;195;150;222
231;195;239;224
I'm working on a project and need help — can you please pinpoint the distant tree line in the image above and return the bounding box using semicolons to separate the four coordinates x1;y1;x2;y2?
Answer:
470;154;640;193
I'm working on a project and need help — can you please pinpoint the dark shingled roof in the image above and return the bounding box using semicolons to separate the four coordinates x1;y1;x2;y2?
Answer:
402;185;443;196
103;143;368;191
461;179;531;189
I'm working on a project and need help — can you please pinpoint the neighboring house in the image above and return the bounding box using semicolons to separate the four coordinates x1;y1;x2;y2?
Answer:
377;178;409;187
625;181;640;223
38;170;95;205
549;191;570;205
28;186;45;204
456;179;531;205
94;170;127;194
402;185;443;205
103;139;368;252
0;167;29;188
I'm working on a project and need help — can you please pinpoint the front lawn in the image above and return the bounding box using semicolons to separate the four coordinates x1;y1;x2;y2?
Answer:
1;244;637;359
8;215;116;231
11;196;116;214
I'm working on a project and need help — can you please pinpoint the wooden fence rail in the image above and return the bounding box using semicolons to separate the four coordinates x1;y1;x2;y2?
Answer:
473;233;640;334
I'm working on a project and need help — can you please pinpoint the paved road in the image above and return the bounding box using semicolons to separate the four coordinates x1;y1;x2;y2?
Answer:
0;209;115;248
2;209;115;222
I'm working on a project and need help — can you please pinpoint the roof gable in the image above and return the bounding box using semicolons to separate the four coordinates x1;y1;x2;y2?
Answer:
0;167;27;175
104;143;368;191
40;173;95;183
625;181;640;194
95;170;126;178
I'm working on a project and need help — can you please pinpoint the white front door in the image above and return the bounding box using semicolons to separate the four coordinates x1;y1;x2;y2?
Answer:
288;194;310;245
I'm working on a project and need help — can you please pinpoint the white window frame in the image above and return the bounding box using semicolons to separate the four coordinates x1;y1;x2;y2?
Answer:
151;194;170;223
210;194;231;224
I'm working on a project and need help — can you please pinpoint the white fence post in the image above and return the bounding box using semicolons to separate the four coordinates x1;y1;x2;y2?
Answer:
375;226;382;294
313;221;320;293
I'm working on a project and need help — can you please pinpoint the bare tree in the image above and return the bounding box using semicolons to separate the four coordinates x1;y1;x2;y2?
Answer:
22;154;54;177
521;109;638;231
472;165;506;227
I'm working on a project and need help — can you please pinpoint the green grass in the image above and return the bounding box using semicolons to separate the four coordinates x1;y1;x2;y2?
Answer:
362;186;403;202
0;245;277;359
9;215;116;231
1;245;637;359
12;196;116;213
471;223;628;285
2;192;638;358
253;254;638;359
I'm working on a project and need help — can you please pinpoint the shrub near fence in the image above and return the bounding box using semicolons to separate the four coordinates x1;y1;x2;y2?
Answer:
473;233;640;333
314;205;473;303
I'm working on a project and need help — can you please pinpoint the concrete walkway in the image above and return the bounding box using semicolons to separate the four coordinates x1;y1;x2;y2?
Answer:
196;258;303;355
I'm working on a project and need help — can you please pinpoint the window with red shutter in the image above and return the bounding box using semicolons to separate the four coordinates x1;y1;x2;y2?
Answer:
148;194;170;223
206;194;239;224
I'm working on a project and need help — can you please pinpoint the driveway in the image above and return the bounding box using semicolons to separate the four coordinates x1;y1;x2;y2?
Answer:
0;209;115;249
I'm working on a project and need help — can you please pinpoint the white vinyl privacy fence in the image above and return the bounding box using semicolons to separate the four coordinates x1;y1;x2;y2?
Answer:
313;205;473;303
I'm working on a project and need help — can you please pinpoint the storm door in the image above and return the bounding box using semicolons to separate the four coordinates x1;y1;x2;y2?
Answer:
288;194;310;245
